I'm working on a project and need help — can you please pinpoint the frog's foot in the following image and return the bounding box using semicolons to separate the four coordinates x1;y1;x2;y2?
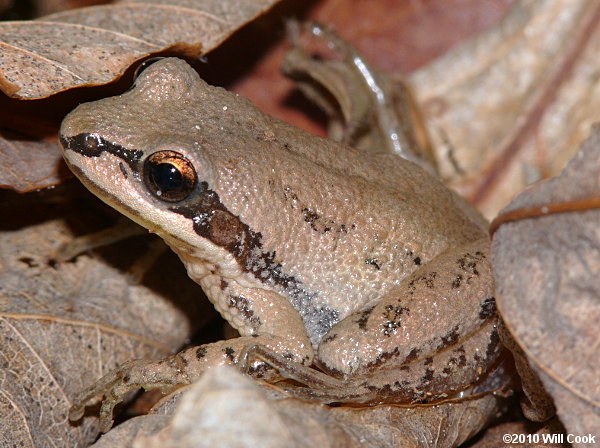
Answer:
239;344;345;391
238;344;381;404
283;21;437;173
240;339;514;406
69;357;190;433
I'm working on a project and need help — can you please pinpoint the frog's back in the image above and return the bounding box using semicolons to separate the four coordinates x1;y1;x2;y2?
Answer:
195;96;486;328
144;62;486;336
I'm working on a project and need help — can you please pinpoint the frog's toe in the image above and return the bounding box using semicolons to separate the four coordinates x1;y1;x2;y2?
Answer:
69;363;127;422
70;358;185;432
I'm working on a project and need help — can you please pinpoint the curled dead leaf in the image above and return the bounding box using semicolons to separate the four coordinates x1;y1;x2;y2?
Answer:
0;0;280;99
411;0;600;219
492;125;600;437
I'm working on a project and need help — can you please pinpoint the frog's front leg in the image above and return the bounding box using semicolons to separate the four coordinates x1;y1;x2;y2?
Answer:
70;287;313;432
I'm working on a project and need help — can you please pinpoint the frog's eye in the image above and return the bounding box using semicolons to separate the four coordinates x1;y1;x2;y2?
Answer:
143;151;197;202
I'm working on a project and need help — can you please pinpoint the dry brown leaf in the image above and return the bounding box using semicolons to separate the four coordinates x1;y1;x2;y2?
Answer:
228;0;513;139
409;0;600;219
492;126;600;439
0;131;69;191
0;192;213;448
35;1;110;18
103;367;505;448
0;0;279;99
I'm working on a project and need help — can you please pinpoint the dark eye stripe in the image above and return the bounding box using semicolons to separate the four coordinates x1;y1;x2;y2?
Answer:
59;133;143;170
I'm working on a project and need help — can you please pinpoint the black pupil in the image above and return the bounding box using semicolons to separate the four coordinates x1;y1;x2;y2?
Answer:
151;163;183;192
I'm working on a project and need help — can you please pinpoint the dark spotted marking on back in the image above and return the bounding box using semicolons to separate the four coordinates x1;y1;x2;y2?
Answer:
486;329;501;360
220;279;229;291
60;134;143;170
424;357;433;366
302;208;329;232
284;187;355;235
301;207;353;234
19;257;37;268
382;321;398;336
355;306;375;331
223;347;235;361
322;333;338;343
439;325;460;349
407;272;438;295
423;272;437;288
196;347;207;359
456;251;486;278
381;305;409;337
451;274;463;289
457;354;467;367
282;186;299;203
405;348;420;363
413;256;421;265
365;258;381;270
479;297;497;319
422;368;434;383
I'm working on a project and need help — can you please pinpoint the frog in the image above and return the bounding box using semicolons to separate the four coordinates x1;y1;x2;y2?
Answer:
60;28;505;432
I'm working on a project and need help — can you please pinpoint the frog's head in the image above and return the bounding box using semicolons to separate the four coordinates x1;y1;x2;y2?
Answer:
59;58;271;266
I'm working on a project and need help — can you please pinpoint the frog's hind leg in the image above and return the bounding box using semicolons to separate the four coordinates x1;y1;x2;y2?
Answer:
313;238;505;403
283;21;437;173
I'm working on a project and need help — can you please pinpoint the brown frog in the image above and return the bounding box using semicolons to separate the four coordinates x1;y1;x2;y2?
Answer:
59;29;503;432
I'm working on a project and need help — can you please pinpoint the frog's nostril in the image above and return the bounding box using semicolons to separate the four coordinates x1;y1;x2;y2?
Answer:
59;133;104;158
